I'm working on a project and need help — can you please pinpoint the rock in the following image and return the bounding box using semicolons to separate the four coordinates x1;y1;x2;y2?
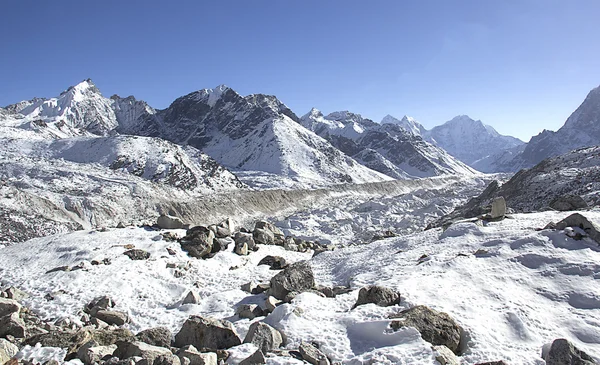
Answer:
94;310;130;326
77;340;117;365
253;221;284;246
549;195;588;211
114;340;175;365
0;298;21;318
490;196;506;219
85;296;115;314
174;316;241;350
181;227;215;259
315;285;335;298
434;345;460;365
332;286;353;296
241;282;257;294
0;338;18;364
474;362;508;365
233;232;256;252
298;342;329;365
215;218;234;238
151;354;182;365
269;261;315;301
235;304;264;320
257;256;287;270
234;241;249;256
24;328;134;357
264;296;282;313
157;215;184;230
389;305;463;355
136;327;172;348
182;291;201;305
46;265;71;274
252;284;270;295
556;213;600;245
0;312;26;338
176;345;218;365
543;338;596;365
243;322;283;354
212;238;232;253
239;349;265;365
352;285;401;309
3;287;28;302
124;249;151;260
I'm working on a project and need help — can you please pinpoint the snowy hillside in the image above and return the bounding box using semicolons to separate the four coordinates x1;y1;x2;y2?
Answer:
301;109;477;179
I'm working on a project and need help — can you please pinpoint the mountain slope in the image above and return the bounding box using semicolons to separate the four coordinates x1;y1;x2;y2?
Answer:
381;114;427;136
301;109;477;179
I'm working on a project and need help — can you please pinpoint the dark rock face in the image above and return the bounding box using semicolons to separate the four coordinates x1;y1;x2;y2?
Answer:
389;305;463;355
544;338;596;365
136;327;173;348
180;226;215;259
550;195;588;211
174;316;241;350
352;286;401;309
258;255;288;270
269;261;315;301
556;213;600;245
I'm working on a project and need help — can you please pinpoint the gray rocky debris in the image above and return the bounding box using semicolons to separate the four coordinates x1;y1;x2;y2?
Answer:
180;226;215;259
299;342;329;365
543;338;596;365
549;195;588;211
174;316;241;350
123;249;151;260
269;261;315;301
352;285;401;309
157;215;184;230
136;327;173;348
235;304;264;320
94;310;130;326
243;322;283;354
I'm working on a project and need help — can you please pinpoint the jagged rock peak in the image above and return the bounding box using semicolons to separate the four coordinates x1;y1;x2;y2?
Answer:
303;107;324;119
326;110;373;124
61;78;101;96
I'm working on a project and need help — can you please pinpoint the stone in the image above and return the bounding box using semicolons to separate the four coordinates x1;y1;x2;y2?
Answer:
114;340;174;365
474;362;508;365
123;249;151;260
556;213;600;245
235;304;264;320
234;241;249;256
257;256;287;270
94;310;130;326
253;229;275;246
180;227;215;259
0;338;19;365
157;215;184;230
174;316;241;350
549;195;588;211
136;327;172;348
239;349;265;365
490;196;506;219
252;284;270;295
233;232;256;252
254;221;284;244
4;287;28;302
176;345;218;365
264;297;282;313
543;338;596;365
215;218;234;238
434;345;460;365
182;291;201;305
212;238;232;253
315;285;335;298
241;282;257;294
389;305;463;355
85;296;115;314
77;340;117;365
269;261;315;301
352;285;401;309
0;298;21;318
243;322;283;354
298;342;329;365
0;312;26;338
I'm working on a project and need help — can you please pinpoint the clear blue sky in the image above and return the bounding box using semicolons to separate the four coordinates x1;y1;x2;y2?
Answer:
1;0;599;141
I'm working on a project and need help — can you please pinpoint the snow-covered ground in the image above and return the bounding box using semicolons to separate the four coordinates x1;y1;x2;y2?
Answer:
1;206;598;364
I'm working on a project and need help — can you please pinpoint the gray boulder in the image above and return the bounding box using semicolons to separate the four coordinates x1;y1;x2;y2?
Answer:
352;286;401;309
234;232;256;252
85;296;115;314
3;287;28;301
174;316;241;350
212;238;232;253
114;340;176;365
257;256;287;270
474;362;508;365
176;345;217;365
0;312;26;338
0;338;18;364
136;327;173;348
239;349;265;365
390;305;463;355
550;195;588;211
243;322;283;354
269;261;315;301
490;196;506;219
182;291;201;305
544;338;596;365
124;249;151;260
434;345;460;365
94;310;130;326
157;215;184;230
234;240;249;256
180;227;215;259
253;221;284;246
556;213;600;245
0;298;21;317
214;218;234;238
264;296;282;314
77;341;117;365
299;342;329;365
236;304;264;320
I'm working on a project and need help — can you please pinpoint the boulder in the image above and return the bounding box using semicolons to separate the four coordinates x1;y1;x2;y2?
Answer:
180;227;215;259
243;322;283;354
0;312;26;338
176;345;217;365
549;195;588;211
182;290;201;305
352;286;401;309
241;282;257;294
94;310;129;326
389;305;463;355
490;196;506;219
269;261;315;301
235;304;264;320
85;296;115;314
123;249;151;260
215;218;234;238
253;221;284;246
0;338;18;364
0;298;21;318
174;316;241;350
24;328;134;357
474;362;508;365
212;238;232;253
239;349;265;365
234;232;256;252
253;229;275;246
264;296;282;313
434;345;460;365
234;241;249;256
556;213;600;245
77;341;117;365
114;340;175;365
257;256;287;270
543;338;596;365
136;327;173;348
3;287;28;302
157;215;184;230
299;342;329;365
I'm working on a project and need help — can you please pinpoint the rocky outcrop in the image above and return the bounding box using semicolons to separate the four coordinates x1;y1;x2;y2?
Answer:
550;195;588;211
543;338;596;365
556;213;600;245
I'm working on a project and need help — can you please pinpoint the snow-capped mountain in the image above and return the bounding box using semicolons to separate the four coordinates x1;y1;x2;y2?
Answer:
120;87;392;188
381;114;427;136
300;109;477;179
474;84;600;172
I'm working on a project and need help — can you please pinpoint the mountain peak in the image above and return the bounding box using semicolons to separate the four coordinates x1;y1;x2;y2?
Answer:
62;79;100;96
305;107;323;119
381;114;425;136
